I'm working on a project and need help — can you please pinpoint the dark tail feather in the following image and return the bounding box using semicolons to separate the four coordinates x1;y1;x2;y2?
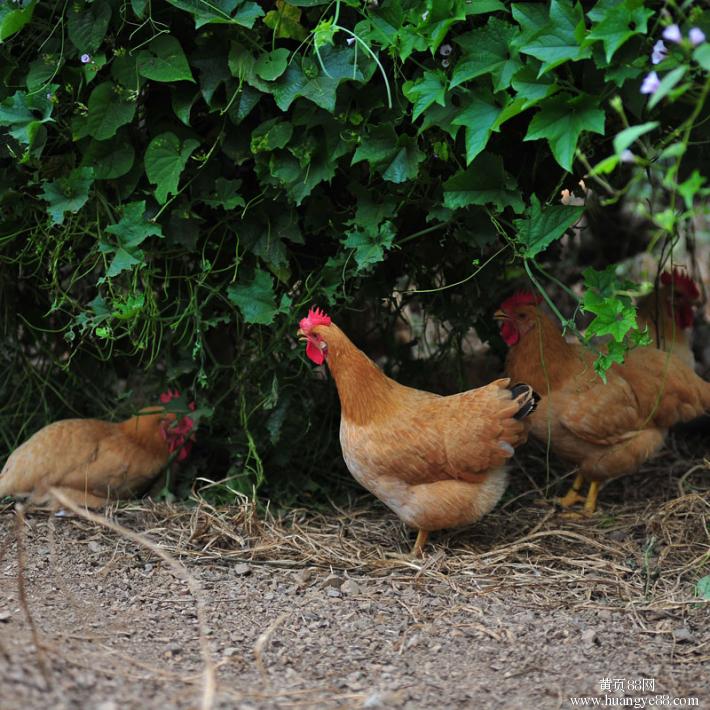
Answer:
510;383;540;420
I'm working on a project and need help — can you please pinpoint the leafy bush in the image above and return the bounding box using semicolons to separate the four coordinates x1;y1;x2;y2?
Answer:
1;0;708;500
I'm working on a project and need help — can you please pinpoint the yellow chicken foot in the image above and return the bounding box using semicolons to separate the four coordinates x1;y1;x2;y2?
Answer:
583;481;600;516
555;473;586;508
412;529;429;557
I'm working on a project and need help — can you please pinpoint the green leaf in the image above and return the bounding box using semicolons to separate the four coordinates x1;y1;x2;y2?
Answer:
382;137;424;184
67;0;111;53
81;135;135;180
228;269;279;325
402;71;446;121
165;0;263;29
268;46;371;113
677;171;706;211
0;90;53;147
525;93;605;171
102;200;162;277
452;95;501;164
85;82;136;140
343;220;396;271
105;201;162;249
0;0;37;42
254;49;290;81
144;132;200;203
250;119;293;153
263;0;307;40
451;18;522;91
137;35;194;83
352;125;398;166
514;195;584;258
648;66;687;110
511;65;558;109
583;290;637;342
443;153;524;213
612;121;658;155
201;178;246;210
586;0;653;62
520;0;591;75
40;167;94;225
694;44;710;72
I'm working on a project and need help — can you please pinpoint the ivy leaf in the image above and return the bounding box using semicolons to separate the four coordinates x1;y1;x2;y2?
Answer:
137;35;194;83
520;0;591;76
263;0;307;40
268;47;370;112
343;220;396;271
201;178;246;210
451;18;522;91
514;195;584;258
583;290;637;342
402;71;446;121
81;134;135;180
228;269;279;325
85;82;136;140
381;137;424;184
443;153;524;213
586;0;653;63
0;0;37;42
254;49;290;81
102;201;163;277
525;93;605;171
352;125;398;167
511;65;558;109
250;118;293;153
67;0;111;53
0;89;53;147
105;201;162;249
165;0;263;29
452;94;501;164
40;167;94;225
648;66;687;110
695;44;710;72
144;132;200;203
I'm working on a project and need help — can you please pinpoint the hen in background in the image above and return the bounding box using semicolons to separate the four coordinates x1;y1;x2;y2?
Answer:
496;293;710;515
298;307;538;556
0;390;195;509
636;268;702;369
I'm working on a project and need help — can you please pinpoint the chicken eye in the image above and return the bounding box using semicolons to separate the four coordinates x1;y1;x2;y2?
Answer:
320;341;327;350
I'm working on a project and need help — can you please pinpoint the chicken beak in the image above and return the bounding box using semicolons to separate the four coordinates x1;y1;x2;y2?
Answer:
493;310;511;321
296;328;307;341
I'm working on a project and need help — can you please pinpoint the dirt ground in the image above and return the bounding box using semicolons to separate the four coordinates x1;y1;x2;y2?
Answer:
1;439;709;710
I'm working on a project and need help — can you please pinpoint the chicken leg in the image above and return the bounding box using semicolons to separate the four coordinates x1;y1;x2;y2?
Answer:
555;473;586;508
412;529;429;557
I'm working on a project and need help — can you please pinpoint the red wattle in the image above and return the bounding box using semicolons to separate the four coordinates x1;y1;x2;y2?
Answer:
306;340;325;365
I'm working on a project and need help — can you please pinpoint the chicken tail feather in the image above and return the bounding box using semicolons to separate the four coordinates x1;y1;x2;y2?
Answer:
509;383;540;420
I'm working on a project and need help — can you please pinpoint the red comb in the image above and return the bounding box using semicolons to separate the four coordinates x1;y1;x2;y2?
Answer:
500;291;543;312
660;268;700;300
299;306;332;333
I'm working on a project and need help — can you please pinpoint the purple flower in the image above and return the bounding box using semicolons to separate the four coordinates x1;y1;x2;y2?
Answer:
620;150;635;164
640;71;660;95
689;28;706;46
80;53;91;64
662;24;682;44
651;40;667;65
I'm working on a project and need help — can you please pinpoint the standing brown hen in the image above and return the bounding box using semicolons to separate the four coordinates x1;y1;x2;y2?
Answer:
0;390;196;509
495;292;710;514
297;307;539;556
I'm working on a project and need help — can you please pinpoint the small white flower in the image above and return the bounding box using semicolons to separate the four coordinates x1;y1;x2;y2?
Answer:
439;44;452;57
662;24;682;43
346;37;356;46
80;53;91;64
422;10;429;21
651;40;667;65
620;149;635;163
640;71;660;95
689;28;706;46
